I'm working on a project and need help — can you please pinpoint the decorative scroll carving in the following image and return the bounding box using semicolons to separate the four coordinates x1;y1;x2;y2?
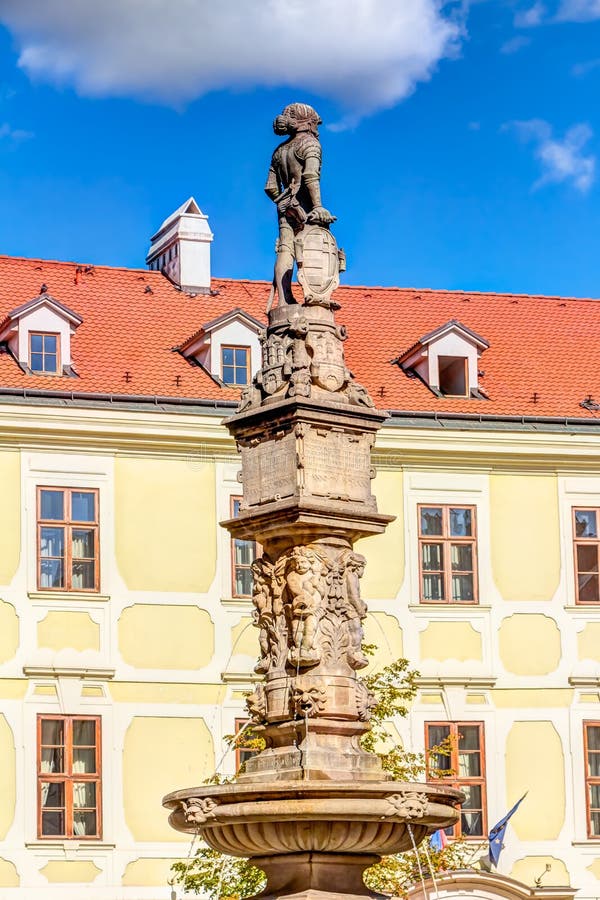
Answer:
292;677;327;717
355;679;377;722
384;792;429;819
181;797;218;826
246;683;267;724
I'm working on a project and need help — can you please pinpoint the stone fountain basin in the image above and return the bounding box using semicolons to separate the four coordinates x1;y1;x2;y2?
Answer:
163;780;463;857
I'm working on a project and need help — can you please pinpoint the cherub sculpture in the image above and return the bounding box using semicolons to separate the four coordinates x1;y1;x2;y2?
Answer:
251;558;275;674
265;102;336;307
284;546;326;668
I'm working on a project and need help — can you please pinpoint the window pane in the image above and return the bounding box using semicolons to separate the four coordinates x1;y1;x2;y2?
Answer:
423;573;444;601
422;543;443;571
44;353;58;373
450;508;472;536
459;752;481;777
588;753;600;777
72;528;95;558
41;810;65;836
452;573;474;602
235;368;249;386
576;509;598;538
73;782;96;808
222;347;234;365
235;348;248;367
41;781;64;808
73;810;97;836
232;499;242;517
40;558;64;589
73;748;96;774
592;811;600;837
461;783;482;809
31;334;43;352
588;726;600;751
40;526;64;558
43;335;57;353
41;719;64;745
41;747;64;774
427;725;450;748
420;508;443;536
579;574;600;603
235;568;253;596
73;720;96;746
234;539;253;566
40;490;64;520
461;809;483;836
451;543;473;571
578;544;599;573
72;491;95;522
222;366;235;385
72;560;95;590
459;725;481;751
30;352;44;371
591;783;600;808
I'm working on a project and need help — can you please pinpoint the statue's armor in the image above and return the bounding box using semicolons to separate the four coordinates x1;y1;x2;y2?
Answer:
270;133;322;220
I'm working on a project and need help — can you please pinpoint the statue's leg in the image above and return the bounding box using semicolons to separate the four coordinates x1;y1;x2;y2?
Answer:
275;220;296;305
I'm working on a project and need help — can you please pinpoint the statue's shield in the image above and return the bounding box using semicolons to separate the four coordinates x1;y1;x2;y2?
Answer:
295;225;340;306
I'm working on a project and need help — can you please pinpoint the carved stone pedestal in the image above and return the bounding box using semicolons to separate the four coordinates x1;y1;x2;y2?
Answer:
253;852;384;900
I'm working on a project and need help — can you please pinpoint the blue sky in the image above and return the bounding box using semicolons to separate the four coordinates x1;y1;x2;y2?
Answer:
0;0;599;297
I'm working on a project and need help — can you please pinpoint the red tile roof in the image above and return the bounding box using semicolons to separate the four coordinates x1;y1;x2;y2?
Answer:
0;253;599;420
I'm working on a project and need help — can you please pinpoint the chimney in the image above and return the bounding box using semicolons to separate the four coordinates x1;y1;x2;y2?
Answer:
146;197;213;293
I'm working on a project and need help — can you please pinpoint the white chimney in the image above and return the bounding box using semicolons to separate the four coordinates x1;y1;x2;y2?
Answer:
146;197;213;293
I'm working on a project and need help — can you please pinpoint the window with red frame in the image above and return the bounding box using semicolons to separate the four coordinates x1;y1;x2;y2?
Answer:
425;721;486;838
574;509;600;603
418;505;478;604
234;718;259;773
37;715;101;839
231;497;257;597
584;722;600;837
37;487;99;592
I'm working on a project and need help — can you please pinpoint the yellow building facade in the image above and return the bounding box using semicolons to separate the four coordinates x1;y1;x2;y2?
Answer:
1;395;600;898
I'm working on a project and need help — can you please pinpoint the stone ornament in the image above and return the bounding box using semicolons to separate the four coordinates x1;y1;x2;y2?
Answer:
181;797;218;826
384;792;429;819
355;679;377;722
292;677;327;717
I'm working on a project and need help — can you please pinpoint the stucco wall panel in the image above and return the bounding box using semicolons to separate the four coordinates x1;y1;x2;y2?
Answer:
0;599;19;664
231;616;258;659
0;452;20;585
490;474;560;600
358;470;404;600
123;716;214;841
510;857;569;887
419;621;482;661
37;610;100;652
499;614;561;676
578;623;600;662
505;722;565;840
0;715;15;840
122;858;179;886
40;860;101;883
363;612;403;672
115;456;216;592
118;604;213;669
0;859;19;887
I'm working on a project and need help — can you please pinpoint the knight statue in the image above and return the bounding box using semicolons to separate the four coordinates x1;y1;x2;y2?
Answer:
265;102;341;309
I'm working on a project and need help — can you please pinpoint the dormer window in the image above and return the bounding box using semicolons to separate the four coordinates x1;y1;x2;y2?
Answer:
395;320;489;399
30;333;60;375
178;308;263;387
221;345;250;386
0;292;82;377
438;355;468;397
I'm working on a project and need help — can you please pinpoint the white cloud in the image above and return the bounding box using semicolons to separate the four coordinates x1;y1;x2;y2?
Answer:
0;0;463;124
500;35;532;53
0;122;33;142
514;2;547;26
507;119;596;193
556;0;600;19
572;58;600;76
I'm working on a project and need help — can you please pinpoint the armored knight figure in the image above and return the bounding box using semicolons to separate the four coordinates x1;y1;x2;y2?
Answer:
265;102;336;307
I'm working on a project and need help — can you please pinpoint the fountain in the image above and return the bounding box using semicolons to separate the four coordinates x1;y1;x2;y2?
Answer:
163;102;461;900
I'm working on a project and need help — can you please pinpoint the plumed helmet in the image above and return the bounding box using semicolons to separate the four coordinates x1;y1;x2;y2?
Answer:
273;102;322;136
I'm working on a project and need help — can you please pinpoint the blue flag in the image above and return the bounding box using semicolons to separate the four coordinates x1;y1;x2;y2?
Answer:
429;829;448;851
488;793;527;867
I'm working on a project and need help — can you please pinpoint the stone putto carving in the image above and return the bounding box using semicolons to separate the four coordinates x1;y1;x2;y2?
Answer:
181;797;218;826
245;683;267;724
283;547;327;669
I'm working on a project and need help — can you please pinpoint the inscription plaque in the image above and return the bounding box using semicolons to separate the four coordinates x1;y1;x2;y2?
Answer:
302;429;372;503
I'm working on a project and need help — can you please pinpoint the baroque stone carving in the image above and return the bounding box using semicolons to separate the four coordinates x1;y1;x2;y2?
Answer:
385;792;429;819
292;677;327;717
246;683;267;724
355;679;377;722
181;797;218;826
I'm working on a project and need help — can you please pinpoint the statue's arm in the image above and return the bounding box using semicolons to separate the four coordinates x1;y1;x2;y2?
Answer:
303;155;336;225
265;165;280;202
